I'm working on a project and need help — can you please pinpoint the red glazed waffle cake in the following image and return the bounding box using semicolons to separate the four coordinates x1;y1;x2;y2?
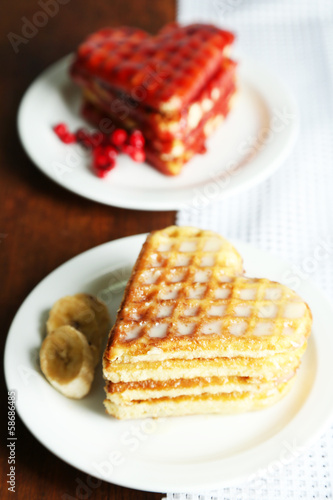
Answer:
103;227;312;419
70;23;237;175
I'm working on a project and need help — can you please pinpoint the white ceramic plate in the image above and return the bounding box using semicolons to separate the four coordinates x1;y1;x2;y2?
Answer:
4;234;333;493
18;55;298;211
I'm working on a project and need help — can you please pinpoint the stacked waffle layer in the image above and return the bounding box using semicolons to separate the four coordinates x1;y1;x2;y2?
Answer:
70;23;236;175
103;227;312;419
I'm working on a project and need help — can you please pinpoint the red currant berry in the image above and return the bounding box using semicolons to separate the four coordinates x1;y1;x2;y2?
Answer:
94;157;116;177
76;128;86;139
90;131;104;147
53;123;68;137
106;157;116;170
95;168;109;178
105;146;118;160
76;128;91;147
93;154;108;169
121;144;134;155
110;129;128;146
61;132;76;144
129;130;145;149
129;148;146;162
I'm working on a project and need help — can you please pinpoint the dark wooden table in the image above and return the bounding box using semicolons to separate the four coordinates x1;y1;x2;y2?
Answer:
1;1;175;498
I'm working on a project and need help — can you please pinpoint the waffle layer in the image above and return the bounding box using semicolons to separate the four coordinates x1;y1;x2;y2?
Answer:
71;23;235;114
81;58;236;142
104;345;305;383
80;64;236;175
104;379;295;419
105;372;296;404
81;95;231;176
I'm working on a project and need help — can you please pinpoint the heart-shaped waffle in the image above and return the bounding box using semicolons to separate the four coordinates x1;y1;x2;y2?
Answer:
103;227;312;419
71;23;234;114
71;23;237;175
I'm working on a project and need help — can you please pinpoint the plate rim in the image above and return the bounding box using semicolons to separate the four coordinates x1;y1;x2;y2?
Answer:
17;54;299;211
4;233;333;492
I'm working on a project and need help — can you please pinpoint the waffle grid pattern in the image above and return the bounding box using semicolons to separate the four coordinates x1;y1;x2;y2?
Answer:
122;275;306;343
111;228;308;345
72;24;234;112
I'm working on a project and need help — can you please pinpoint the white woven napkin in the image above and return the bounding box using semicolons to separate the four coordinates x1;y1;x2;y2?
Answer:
166;0;333;498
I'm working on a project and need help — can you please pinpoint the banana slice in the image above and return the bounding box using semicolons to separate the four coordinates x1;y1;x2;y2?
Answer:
46;294;110;359
40;325;96;399
76;293;111;347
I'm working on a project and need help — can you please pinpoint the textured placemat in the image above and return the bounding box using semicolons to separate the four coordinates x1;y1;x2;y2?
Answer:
169;0;333;498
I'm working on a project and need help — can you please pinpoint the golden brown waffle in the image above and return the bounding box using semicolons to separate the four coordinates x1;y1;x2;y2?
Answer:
103;227;311;366
104;379;296;420
102;226;312;419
